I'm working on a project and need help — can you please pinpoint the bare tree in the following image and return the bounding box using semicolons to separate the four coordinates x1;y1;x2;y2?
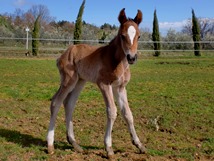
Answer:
200;18;214;40
12;8;25;27
139;27;153;51
27;4;54;24
23;12;34;29
182;18;214;41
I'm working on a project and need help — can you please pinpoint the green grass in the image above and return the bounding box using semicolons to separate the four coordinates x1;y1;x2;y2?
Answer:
0;56;213;160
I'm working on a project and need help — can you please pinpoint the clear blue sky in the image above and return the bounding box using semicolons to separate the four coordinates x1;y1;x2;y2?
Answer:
0;0;213;33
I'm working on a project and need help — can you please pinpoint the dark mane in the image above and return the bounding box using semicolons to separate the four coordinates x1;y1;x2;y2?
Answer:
108;36;117;45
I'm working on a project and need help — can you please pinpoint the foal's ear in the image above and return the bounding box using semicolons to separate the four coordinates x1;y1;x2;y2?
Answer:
118;8;128;24
134;10;143;25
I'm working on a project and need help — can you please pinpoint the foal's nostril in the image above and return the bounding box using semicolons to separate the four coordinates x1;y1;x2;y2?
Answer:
127;54;131;60
127;54;137;64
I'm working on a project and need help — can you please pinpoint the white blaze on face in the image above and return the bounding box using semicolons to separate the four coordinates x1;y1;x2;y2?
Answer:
127;25;136;45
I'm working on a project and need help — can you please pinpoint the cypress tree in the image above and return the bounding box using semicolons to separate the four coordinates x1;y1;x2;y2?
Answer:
152;9;161;57
32;15;41;56
73;0;85;44
192;9;201;56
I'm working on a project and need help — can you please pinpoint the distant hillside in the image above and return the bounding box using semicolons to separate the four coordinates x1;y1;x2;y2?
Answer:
0;14;118;43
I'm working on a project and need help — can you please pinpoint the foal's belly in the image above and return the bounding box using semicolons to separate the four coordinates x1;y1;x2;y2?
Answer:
77;64;100;83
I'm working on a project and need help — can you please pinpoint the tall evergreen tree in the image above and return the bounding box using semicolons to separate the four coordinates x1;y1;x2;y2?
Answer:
73;0;85;44
192;9;201;56
32;15;41;56
152;9;161;57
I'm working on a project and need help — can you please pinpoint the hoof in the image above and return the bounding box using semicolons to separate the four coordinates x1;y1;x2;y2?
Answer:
132;140;147;154
47;145;54;155
106;147;114;159
72;142;84;153
107;154;114;160
139;145;147;154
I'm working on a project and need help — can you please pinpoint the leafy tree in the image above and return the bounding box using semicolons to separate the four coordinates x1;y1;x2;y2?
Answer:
192;9;201;56
152;9;161;56
32;15;41;56
99;31;107;44
73;0;85;44
0;15;13;30
100;23;117;30
164;29;192;50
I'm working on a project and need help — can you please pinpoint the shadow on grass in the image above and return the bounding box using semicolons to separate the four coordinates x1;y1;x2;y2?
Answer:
0;128;102;153
0;128;46;148
54;141;103;152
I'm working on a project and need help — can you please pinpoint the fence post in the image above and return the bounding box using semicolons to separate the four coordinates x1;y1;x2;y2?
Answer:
25;27;30;50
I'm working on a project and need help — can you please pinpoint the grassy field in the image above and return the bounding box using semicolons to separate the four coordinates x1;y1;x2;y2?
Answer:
0;56;213;161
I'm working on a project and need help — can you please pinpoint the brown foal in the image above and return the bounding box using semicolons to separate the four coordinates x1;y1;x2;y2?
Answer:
47;8;146;158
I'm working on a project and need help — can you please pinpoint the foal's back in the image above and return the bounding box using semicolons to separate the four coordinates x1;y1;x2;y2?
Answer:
57;44;108;83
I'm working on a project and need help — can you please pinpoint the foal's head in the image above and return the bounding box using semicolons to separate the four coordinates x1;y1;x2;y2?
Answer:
118;8;143;64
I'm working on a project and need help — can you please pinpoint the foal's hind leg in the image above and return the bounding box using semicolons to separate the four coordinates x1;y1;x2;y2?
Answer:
47;74;78;154
63;79;86;152
113;86;146;154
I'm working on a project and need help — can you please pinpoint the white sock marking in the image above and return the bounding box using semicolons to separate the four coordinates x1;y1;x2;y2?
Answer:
47;129;54;146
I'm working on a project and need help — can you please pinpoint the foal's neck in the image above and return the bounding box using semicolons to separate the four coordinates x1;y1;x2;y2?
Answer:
108;35;127;65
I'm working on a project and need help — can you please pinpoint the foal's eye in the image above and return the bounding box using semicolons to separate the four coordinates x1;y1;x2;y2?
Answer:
120;34;126;40
138;36;141;40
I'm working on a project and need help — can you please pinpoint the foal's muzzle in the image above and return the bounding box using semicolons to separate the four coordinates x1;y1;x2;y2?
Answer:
127;54;137;64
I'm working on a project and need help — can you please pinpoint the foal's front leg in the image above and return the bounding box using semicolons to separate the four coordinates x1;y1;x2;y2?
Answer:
98;83;117;158
113;86;146;154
